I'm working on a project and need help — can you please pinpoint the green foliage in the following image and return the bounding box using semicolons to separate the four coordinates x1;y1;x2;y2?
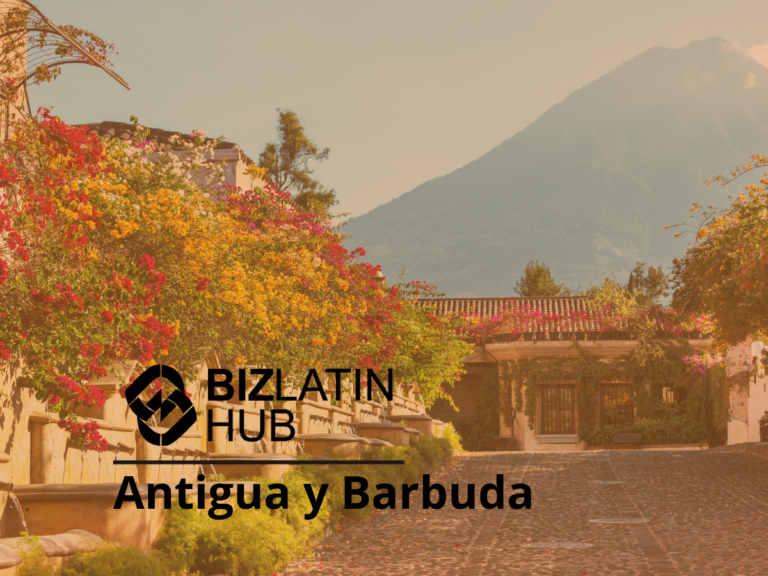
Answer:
670;154;768;345
514;260;571;297
627;261;668;307
155;472;326;575
258;109;337;214
587;262;669;313
498;336;727;446
430;367;506;451
297;439;452;524
503;349;605;438
17;539;168;576
59;544;167;576
378;285;472;409
431;330;724;451
441;422;464;452
17;534;56;576
586;276;639;319
156;438;455;575
157;503;302;576
580;414;706;447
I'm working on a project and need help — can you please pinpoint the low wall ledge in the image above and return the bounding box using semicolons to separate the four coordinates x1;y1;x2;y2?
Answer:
206;402;290;421
390;414;432;421
298;399;354;417
30;411;135;432
298;433;364;442
0;543;21;569
353;422;407;431
11;483;150;503
2;529;101;557
144;426;202;439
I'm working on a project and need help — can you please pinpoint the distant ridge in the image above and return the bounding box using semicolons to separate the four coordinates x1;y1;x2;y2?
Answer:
344;38;768;296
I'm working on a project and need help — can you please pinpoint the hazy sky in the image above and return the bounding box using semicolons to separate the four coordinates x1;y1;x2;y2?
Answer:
32;0;768;219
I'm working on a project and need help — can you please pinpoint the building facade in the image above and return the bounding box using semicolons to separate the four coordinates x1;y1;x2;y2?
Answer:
77;121;268;191
422;296;714;451
726;339;768;444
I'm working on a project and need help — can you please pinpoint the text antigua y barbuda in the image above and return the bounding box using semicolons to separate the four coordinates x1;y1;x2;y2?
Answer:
114;474;532;520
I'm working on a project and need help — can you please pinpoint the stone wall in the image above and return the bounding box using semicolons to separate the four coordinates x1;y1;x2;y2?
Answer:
0;360;432;544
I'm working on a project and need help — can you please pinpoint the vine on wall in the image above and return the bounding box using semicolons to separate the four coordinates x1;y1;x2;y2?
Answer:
496;336;730;446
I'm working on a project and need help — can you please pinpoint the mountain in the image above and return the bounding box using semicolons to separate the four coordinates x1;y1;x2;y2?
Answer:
343;38;768;296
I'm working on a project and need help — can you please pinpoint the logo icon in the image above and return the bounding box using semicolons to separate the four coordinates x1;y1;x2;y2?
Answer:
125;365;197;446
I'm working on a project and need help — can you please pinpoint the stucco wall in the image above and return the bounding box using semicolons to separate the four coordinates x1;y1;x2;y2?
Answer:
726;338;768;444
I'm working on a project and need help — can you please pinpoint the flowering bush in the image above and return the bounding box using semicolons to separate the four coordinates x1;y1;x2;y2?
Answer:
681;353;724;388
0;112;470;448
671;153;768;344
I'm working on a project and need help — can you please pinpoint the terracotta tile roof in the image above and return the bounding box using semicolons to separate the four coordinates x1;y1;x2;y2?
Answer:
416;296;617;333
75;121;255;166
417;297;711;342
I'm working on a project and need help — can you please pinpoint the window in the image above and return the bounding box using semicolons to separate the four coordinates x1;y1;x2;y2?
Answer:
662;387;674;404
600;385;634;427
539;387;575;434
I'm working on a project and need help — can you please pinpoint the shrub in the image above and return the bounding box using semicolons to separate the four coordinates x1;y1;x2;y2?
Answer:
164;506;302;576
58;543;166;576
17;535;56;576
413;437;452;468
155;438;455;575
581;414;707;447
441;422;464;452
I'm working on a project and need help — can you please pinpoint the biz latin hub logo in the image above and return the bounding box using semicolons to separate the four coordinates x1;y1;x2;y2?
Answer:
114;365;531;519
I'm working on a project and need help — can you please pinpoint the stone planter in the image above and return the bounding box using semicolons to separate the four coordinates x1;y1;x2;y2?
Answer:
297;433;364;459
431;419;447;439
206;401;271;455
5;483;163;551
208;452;296;480
135;427;204;484
361;438;393;449
389;414;434;440
29;412;136;484
0;529;101;571
0;540;20;576
353;422;410;445
405;428;423;445
75;361;137;426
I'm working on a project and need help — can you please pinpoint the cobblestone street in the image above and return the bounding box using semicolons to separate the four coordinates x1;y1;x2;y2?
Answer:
280;450;768;576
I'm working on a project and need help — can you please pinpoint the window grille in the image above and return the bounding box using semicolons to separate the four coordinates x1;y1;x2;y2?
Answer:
539;386;576;434
600;385;634;427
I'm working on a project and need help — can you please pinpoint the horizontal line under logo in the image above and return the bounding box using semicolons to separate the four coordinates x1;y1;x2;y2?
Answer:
114;459;406;466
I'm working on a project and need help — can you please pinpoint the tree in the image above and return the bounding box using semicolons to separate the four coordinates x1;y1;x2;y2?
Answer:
258;109;337;214
0;3;127;114
627;262;668;307
514;260;571;297
670;153;768;344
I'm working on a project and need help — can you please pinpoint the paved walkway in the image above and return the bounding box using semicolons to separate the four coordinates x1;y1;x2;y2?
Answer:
280;450;768;576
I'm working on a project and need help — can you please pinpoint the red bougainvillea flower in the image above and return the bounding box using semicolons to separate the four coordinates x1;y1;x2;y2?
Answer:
56;419;108;452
